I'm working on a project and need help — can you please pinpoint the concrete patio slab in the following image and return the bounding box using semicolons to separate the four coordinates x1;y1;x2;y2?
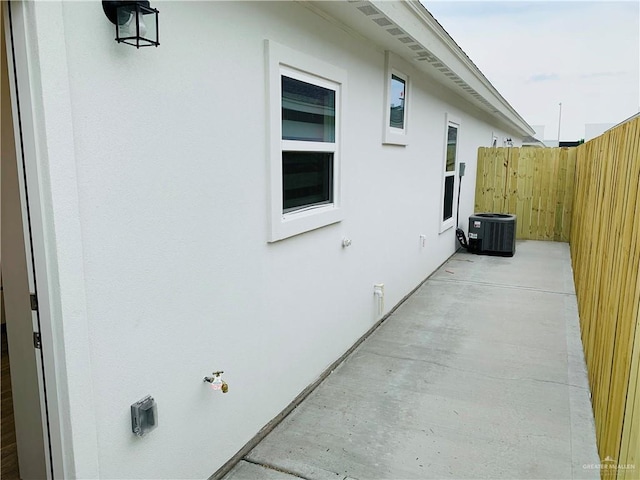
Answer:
223;241;599;480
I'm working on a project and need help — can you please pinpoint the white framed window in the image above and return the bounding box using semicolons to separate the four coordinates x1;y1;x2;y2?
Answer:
383;51;409;146
440;114;460;232
266;40;346;242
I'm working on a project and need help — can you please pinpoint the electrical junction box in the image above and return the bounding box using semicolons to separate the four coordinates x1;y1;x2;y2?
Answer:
131;395;157;437
468;213;517;256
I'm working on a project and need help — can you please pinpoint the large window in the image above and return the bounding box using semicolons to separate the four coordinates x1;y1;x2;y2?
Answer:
266;41;345;242
281;75;335;212
441;117;460;231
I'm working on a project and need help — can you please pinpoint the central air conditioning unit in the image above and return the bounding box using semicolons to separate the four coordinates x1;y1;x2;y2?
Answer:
467;213;517;256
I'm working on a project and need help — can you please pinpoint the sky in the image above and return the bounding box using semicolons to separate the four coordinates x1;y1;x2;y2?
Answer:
424;1;640;141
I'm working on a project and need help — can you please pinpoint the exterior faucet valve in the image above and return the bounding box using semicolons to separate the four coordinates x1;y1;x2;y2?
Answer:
204;371;228;393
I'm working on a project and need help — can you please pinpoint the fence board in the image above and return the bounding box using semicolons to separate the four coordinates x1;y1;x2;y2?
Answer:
522;150;534;238
494;147;506;211
554;149;568;241
561;149;576;242
515;150;527;238
539;150;551;239
507;148;519;215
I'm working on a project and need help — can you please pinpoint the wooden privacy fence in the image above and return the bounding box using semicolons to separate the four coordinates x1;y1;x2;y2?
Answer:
475;147;576;241
571;117;640;478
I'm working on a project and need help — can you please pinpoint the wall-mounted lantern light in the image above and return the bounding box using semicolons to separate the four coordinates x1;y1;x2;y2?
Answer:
102;1;159;48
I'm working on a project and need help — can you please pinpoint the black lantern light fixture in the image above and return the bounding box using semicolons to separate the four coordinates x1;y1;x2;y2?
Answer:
103;1;159;48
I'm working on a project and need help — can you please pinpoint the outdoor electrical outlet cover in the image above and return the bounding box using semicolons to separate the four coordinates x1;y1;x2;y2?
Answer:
131;395;157;437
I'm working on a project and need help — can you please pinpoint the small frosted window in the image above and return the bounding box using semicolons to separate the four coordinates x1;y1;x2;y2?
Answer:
446;125;458;172
389;75;405;129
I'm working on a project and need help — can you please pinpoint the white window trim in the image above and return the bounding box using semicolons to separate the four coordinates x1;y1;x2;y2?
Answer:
266;40;346;242
439;114;461;233
383;51;409;146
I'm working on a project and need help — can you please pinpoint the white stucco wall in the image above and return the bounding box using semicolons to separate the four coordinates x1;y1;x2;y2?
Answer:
19;2;520;478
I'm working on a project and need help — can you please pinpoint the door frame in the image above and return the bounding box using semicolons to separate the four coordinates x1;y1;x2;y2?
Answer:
4;2;99;478
2;3;51;476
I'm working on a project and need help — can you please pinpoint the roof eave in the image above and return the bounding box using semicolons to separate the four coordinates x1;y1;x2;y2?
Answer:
399;1;534;136
305;0;535;137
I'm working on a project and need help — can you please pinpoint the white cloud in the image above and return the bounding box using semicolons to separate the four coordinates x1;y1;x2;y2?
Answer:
425;1;640;140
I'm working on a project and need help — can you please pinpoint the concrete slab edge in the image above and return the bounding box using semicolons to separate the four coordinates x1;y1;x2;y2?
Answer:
209;251;459;480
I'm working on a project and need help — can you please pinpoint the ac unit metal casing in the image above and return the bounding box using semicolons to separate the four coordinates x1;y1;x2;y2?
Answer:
468;213;517;256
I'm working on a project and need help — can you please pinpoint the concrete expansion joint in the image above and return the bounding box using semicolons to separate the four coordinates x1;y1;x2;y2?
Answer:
528;376;590;390
241;458;312;480
365;349;589;389
364;349;522;381
428;277;577;296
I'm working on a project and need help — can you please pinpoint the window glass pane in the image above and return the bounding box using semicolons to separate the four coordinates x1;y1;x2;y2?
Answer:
282;76;335;142
389;75;405;129
446;125;457;172
443;175;454;221
283;152;333;211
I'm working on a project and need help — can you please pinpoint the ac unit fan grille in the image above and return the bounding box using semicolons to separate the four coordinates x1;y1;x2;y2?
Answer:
467;213;517;256
487;222;515;251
